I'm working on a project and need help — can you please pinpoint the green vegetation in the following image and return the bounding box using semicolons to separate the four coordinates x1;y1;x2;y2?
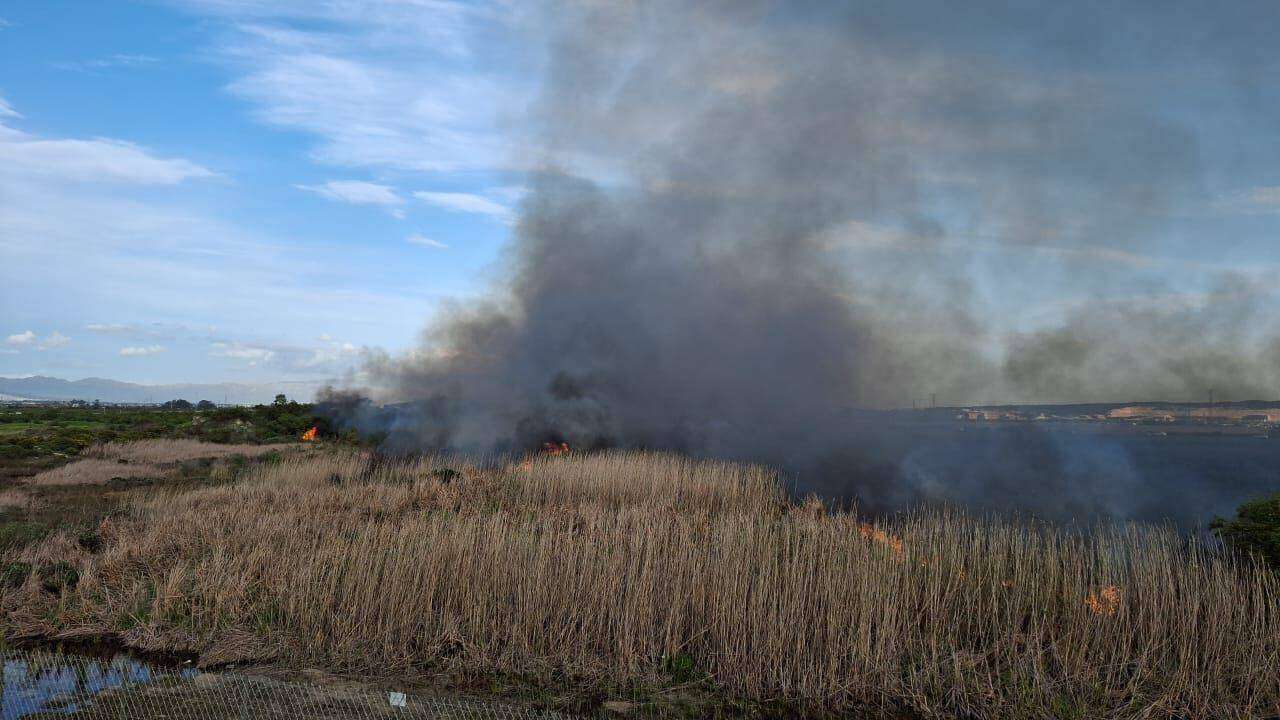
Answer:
0;401;330;481
0;399;343;573
1212;492;1280;570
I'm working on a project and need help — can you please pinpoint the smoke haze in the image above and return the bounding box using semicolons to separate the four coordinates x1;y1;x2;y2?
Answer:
325;1;1280;523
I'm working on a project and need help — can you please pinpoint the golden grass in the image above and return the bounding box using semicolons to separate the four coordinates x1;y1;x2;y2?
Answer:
28;440;297;486
0;487;40;511
85;439;296;464
26;458;165;487
4;450;1277;719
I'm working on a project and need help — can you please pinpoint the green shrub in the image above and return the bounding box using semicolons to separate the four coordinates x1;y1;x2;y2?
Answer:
38;562;79;594
77;530;103;553
1211;492;1280;570
0;522;48;553
1;561;31;589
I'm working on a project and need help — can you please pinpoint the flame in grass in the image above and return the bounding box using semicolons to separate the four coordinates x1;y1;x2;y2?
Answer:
518;441;572;470
542;441;571;456
1085;585;1122;616
857;522;1021;592
300;426;318;442
857;522;905;556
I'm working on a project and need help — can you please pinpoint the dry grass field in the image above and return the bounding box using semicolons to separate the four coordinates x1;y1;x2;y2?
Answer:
27;440;297;486
2;449;1277;719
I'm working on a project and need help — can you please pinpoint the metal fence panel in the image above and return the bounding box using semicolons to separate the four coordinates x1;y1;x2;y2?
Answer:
2;650;582;720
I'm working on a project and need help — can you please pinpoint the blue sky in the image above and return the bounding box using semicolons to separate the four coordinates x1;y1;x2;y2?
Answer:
1;1;1279;401
0;0;531;388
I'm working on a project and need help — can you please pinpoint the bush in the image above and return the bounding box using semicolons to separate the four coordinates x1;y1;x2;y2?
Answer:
1212;492;1280;570
77;530;103;553
38;561;79;594
1;561;31;589
0;522;47;552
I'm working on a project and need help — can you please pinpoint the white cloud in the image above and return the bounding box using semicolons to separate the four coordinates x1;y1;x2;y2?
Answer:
296;180;404;216
0;96;20;119
407;233;448;250
38;331;71;350
0;105;443;385
6;330;72;350
175;1;522;173
5;330;35;346
119;345;165;356
303;338;362;367
210;341;276;362
0;121;217;185
413;191;512;222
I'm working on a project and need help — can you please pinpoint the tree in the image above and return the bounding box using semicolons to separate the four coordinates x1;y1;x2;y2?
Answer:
196;400;217;411
273;394;289;406
161;399;193;410
1211;492;1280;571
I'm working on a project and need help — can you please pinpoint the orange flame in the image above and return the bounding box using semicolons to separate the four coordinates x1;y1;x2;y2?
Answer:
1085;585;1122;616
542;441;571;456
300;426;318;442
857;522;904;556
517;441;572;471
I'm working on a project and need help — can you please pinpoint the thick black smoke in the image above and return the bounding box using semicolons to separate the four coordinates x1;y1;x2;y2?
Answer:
324;1;1280;524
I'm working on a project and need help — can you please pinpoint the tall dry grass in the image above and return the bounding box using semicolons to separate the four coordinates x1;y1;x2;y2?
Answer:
3;451;1277;718
28;440;298;486
27;458;166;487
84;439;296;464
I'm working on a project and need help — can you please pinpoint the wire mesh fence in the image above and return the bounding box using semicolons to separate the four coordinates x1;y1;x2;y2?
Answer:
2;649;583;720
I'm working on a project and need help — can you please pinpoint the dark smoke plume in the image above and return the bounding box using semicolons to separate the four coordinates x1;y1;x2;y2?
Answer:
325;1;1280;525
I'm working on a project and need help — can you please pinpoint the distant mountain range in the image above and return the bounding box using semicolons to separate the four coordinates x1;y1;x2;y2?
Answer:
0;376;322;405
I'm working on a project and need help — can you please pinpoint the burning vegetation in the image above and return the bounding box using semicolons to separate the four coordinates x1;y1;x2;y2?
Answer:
1085;584;1124;617
541;441;570;456
2;449;1275;719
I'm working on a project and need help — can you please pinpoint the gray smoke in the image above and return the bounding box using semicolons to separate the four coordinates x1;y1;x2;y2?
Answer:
326;1;1280;523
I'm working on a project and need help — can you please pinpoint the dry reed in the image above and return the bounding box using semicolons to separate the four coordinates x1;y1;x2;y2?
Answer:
0;487;40;511
85;439;296;464
3;451;1276;719
27;458;165;487
28;440;298;486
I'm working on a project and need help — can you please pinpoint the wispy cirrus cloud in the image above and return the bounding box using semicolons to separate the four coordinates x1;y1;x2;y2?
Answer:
0;96;20;119
295;180;405;217
407;233;448;250
0;114;216;185
0;98;437;383
173;0;524;173
413;191;512;223
53;54;161;72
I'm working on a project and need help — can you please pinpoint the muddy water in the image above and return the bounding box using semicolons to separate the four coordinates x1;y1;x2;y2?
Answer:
2;651;198;718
